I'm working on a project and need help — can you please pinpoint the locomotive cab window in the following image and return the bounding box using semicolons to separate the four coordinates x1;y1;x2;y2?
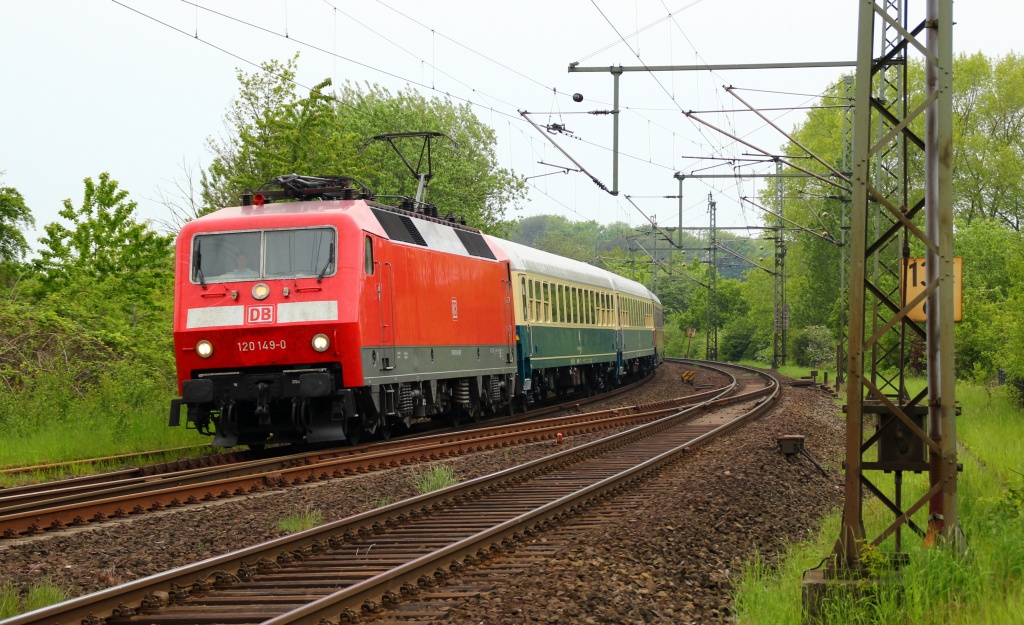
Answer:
191;227;336;283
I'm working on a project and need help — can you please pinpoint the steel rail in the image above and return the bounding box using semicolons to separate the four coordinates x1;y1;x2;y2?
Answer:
0;371;717;538
0;393;718;537
0;366;660;499
4;363;773;625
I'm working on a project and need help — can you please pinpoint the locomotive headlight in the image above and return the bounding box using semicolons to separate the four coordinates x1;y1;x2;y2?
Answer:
196;340;214;358
252;283;271;300
311;334;330;352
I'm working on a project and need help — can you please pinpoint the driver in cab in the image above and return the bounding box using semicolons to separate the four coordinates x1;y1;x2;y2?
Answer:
223;253;259;278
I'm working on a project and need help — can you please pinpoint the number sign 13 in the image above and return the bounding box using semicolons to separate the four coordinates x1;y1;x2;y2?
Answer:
901;257;962;322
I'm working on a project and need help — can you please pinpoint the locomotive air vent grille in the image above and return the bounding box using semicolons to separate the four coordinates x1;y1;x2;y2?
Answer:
372;208;428;246
455;230;496;260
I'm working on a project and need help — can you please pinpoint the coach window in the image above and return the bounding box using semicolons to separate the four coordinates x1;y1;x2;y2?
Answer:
526;279;532;321
522;277;529;321
529;279;536;321
542;282;550;323
364;236;374;275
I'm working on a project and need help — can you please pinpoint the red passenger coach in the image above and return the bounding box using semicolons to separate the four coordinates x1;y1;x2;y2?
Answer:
170;176;516;448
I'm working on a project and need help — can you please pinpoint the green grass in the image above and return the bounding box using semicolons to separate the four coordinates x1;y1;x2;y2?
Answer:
412;464;459;494
733;381;1024;624
275;507;324;533
370;496;397;508
0;447;215;488
0;364;210;475
0;579;70;618
0;582;20;619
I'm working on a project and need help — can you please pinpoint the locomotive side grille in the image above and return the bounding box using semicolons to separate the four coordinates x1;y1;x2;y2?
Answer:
455;229;497;259
372;208;427;246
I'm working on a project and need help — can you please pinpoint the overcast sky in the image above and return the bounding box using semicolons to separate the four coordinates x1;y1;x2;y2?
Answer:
2;1;1019;252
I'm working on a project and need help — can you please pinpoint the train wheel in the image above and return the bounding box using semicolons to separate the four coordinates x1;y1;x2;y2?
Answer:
379;419;393;441
345;420;362;446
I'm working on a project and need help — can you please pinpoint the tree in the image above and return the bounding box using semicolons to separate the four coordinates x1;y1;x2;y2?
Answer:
35;173;174;326
953;52;1024;231
0;173;34;263
202;55;526;235
774;52;1024;378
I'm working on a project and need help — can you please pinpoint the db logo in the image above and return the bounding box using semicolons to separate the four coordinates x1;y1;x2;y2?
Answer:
246;305;275;324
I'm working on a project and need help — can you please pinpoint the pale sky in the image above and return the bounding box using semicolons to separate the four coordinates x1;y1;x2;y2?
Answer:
1;1;1018;252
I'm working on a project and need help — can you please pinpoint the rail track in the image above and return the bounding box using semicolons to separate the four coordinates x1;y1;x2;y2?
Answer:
3;360;778;625
0;365;721;539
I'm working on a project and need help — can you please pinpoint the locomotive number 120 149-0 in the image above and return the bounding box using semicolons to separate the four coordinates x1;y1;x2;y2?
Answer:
238;340;287;352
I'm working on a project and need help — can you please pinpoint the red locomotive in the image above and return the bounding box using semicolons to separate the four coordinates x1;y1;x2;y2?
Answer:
170;174;661;448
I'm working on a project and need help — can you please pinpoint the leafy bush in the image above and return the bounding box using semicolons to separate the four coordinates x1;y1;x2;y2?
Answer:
790;325;835;368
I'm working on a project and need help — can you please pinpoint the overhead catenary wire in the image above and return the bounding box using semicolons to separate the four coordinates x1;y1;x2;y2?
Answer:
118;0;837;234
125;0;710;226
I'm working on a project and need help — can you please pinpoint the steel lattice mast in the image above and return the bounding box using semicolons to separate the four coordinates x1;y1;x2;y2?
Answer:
835;0;957;571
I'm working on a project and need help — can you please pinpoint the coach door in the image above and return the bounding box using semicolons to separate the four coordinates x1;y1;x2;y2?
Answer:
372;238;397;372
504;266;514;364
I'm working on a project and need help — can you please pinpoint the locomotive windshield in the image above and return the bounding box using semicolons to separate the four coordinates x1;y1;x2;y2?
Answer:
191;227;336;283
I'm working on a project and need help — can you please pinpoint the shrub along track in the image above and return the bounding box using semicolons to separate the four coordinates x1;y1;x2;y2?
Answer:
2;361;784;625
0;367;726;540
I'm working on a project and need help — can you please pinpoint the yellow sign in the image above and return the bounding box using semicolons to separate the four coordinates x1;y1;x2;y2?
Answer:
686;326;697;338
681;370;695;383
901;257;962;322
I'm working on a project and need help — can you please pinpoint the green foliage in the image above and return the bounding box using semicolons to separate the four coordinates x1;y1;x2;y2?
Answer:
0;582;19;619
370;496;397;508
0;175;34;263
203;55;526;235
0;579;70;619
953;52;1024;230
769;52;1024;382
734;381;1024;625
0;171;190;466
275;507;324;533
36;172;173;284
720;314;759;363
790;325;836;368
412;464;458;494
